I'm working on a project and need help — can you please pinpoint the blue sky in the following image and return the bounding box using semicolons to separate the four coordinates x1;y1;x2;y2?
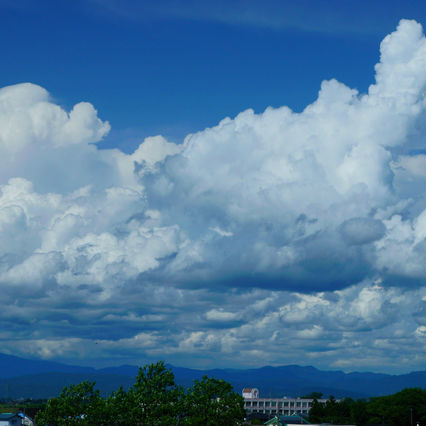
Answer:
0;1;425;373
2;0;424;150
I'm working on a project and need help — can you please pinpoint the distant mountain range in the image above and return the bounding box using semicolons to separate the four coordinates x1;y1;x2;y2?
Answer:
0;353;424;399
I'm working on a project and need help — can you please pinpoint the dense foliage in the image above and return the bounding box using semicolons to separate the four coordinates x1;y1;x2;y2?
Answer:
308;388;426;426
35;361;245;425
184;376;245;425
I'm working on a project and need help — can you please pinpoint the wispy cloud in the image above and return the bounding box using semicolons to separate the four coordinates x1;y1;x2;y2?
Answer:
85;0;425;36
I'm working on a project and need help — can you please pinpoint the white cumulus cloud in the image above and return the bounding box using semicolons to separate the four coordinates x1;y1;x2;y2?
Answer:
0;19;424;372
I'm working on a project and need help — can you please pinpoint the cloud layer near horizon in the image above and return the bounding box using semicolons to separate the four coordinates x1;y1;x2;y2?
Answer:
0;20;425;372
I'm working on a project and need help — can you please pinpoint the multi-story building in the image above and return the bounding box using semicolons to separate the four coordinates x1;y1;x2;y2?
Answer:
242;388;329;417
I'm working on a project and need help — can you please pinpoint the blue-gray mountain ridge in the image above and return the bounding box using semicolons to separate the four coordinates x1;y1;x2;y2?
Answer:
0;353;424;399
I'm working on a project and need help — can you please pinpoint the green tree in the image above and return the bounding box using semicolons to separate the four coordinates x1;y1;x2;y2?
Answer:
128;360;183;425
182;375;245;426
334;398;352;425
308;398;325;423
367;388;426;426
103;386;134;425
306;388;426;426
35;381;105;426
322;395;338;423
349;398;368;426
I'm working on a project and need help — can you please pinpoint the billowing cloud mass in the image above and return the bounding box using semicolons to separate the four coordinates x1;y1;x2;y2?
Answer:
0;20;425;372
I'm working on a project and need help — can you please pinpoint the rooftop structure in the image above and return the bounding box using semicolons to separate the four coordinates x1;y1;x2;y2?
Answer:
242;387;259;399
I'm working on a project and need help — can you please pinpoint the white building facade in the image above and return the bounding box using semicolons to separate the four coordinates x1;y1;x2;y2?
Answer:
242;388;329;417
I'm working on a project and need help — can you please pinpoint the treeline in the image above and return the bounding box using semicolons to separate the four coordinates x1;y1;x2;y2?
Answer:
35;361;245;425
308;388;426;426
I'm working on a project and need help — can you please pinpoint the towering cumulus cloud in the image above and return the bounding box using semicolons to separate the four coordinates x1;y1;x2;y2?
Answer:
0;20;425;371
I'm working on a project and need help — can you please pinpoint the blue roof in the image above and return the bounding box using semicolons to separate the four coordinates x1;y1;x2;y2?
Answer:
265;415;311;425
0;413;18;420
279;415;310;424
